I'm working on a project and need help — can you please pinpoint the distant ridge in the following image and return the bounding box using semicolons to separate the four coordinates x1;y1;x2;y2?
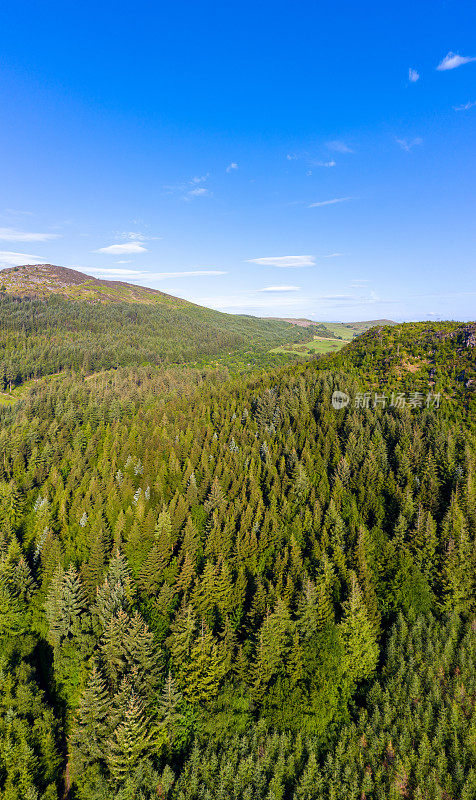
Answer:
266;316;396;330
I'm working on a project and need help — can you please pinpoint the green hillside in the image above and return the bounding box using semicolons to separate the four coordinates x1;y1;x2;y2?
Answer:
0;265;317;394
0;318;474;799
323;320;476;417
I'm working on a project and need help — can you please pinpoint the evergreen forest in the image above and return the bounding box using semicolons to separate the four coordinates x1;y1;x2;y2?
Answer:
0;285;475;799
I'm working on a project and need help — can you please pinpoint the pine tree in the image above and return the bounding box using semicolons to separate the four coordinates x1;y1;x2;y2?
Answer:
180;621;226;704
158;671;184;740
124;611;162;701
106;692;154;781
71;663;111;767
100;609;130;688
339;571;379;686
44;565;88;647
95;550;135;628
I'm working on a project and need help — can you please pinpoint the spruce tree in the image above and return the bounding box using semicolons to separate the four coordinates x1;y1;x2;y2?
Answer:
339;571;379;686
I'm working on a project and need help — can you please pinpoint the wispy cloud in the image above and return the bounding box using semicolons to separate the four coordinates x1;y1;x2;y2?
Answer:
350;279;371;288
408;68;420;83
321;252;343;258
95;243;148;255
326;140;353;153
437;52;476;71
308;197;354;208
257;285;301;292
116;231;161;242
454;100;476;111
0;227;61;242
187;187;210;198
246;255;315;268
3;209;35;217
0;251;46;266
186;175;212;199
164;173;212;200
144;270;226;279
87;268;143;276
87;267;226;280
396;137;423;152
226;162;239;172
287;153;336;168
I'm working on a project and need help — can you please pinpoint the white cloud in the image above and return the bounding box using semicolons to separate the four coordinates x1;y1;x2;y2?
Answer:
117;231;161;241
164;173;211;200
3;209;35;217
226;162;239;172
454;100;476;111
87;268;144;276
437;52;476;71
287;152;336;168
145;270;226;279
308;197;354;208
408;68;420;83
95;243;148;255
187;187;210;198
396;137;423;152
0;227;61;242
87;267;226;280
257;286;301;292
326;140;353;153
0;251;46;266
246;255;315;268
321;253;343;258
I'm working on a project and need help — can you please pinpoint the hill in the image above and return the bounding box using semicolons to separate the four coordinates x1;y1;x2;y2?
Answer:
0;264;317;393
0;263;191;305
323;320;476;416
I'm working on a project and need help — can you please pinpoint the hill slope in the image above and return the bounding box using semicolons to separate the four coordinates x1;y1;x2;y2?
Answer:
0;263;192;305
322;320;476;417
0;264;317;390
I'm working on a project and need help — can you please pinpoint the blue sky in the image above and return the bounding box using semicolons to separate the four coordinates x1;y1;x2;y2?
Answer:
0;0;475;321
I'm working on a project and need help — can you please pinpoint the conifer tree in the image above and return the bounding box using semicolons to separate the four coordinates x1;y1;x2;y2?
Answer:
71;663;111;767
339;571;379;686
106;692;154;782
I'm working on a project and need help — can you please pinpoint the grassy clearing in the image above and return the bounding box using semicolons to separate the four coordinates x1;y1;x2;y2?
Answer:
270;322;357;357
271;339;348;357
318;322;356;341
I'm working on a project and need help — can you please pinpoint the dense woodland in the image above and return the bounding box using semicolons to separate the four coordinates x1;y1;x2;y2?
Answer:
0;299;475;799
0;293;311;390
